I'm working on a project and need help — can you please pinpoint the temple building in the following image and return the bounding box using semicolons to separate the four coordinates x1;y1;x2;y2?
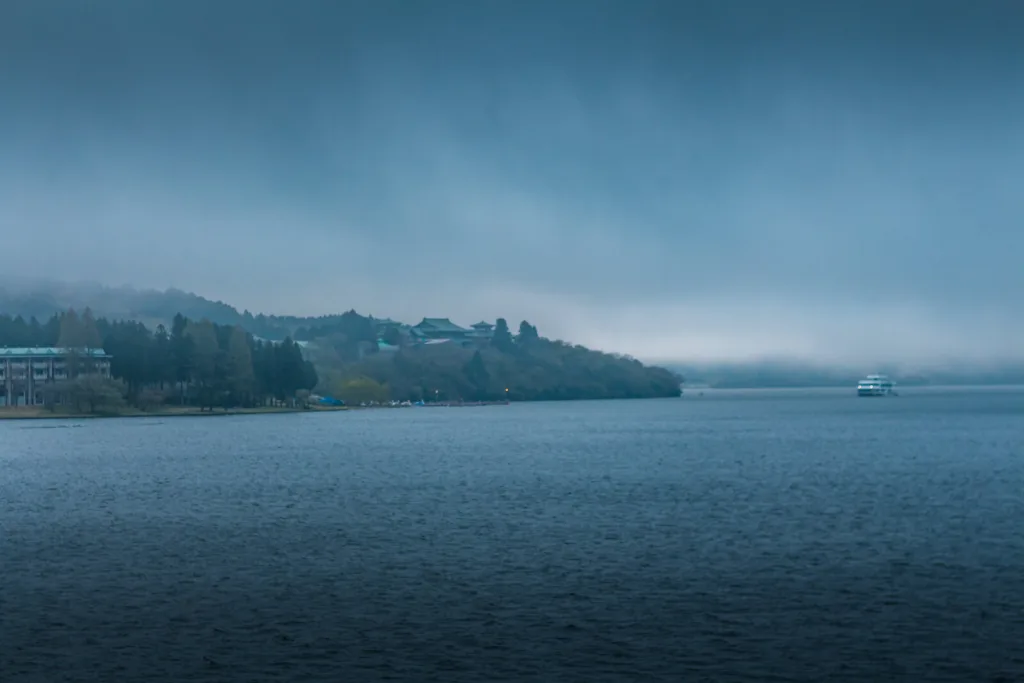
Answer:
411;318;471;340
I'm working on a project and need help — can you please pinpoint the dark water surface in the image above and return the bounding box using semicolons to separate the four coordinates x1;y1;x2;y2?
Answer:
3;388;1024;682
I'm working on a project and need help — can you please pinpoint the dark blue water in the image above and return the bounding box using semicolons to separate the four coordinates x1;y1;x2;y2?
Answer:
3;388;1024;682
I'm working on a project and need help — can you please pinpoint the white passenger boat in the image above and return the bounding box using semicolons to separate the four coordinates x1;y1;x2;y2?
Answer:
857;374;897;396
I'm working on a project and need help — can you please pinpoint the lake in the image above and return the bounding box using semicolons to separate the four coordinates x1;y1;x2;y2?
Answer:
3;388;1024;681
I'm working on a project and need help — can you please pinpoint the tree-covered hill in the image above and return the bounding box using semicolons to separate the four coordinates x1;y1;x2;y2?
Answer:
308;318;682;403
319;338;683;403
0;282;683;404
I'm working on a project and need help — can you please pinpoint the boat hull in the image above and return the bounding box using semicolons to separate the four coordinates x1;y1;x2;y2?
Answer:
857;375;897;396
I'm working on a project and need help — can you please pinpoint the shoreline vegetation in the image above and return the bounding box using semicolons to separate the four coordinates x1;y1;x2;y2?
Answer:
1;309;319;416
0;294;683;416
0;405;347;420
0;400;520;421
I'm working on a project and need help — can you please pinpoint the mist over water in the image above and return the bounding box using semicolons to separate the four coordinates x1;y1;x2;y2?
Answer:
4;391;1024;682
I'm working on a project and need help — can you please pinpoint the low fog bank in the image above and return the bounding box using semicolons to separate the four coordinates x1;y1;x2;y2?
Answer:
1;279;1021;387
666;358;1024;389
2;0;1022;386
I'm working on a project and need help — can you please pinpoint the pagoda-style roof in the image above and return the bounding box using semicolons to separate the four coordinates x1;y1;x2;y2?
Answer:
470;321;494;329
414;318;468;333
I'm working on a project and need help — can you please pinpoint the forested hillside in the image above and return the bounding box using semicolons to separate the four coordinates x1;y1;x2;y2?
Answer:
0;283;683;405
307;318;682;403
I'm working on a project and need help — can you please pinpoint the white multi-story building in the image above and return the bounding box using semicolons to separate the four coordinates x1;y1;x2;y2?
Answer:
0;347;112;407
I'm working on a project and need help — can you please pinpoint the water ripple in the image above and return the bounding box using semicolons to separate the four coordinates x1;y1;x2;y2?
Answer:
2;392;1024;681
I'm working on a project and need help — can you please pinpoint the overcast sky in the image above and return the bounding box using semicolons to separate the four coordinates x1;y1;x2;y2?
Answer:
2;0;1022;366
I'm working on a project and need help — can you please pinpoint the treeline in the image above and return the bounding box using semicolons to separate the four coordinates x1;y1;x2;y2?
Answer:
0;311;63;347
0;310;317;411
313;317;683;403
293;310;377;359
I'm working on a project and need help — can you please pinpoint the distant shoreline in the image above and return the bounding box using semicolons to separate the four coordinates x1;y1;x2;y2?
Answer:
0;405;349;421
681;384;1024;394
0;401;521;421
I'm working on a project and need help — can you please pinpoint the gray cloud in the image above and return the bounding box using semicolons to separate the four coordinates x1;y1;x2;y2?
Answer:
2;0;1023;365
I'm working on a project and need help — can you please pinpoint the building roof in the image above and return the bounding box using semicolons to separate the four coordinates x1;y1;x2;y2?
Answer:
0;347;110;358
415;318;468;333
470;321;494;329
